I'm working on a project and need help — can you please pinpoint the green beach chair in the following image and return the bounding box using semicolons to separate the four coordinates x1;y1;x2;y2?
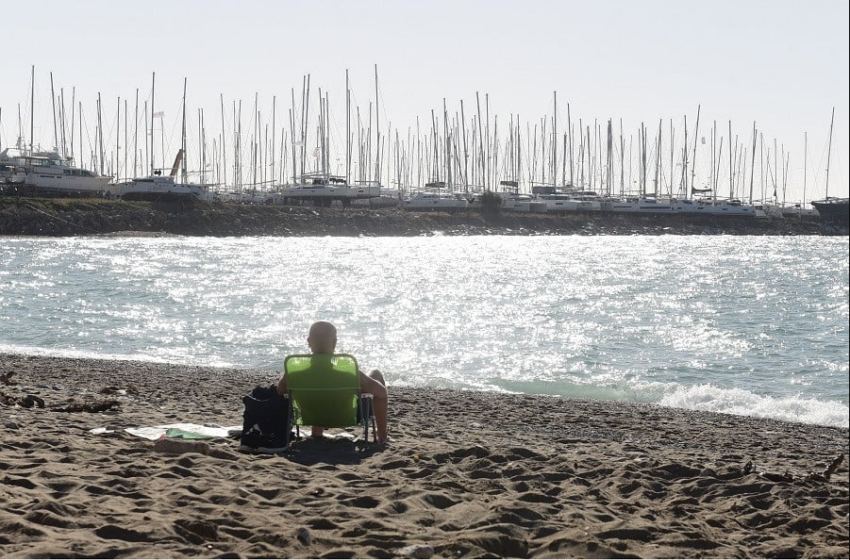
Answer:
283;353;377;447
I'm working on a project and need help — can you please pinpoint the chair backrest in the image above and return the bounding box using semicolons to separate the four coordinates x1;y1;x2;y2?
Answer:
283;353;361;428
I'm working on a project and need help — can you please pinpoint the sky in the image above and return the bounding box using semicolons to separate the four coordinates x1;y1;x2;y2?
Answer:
1;0;847;202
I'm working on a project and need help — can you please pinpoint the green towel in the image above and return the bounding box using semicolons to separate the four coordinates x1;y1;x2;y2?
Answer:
165;428;215;440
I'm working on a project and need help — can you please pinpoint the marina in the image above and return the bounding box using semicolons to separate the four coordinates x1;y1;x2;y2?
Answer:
2;68;846;229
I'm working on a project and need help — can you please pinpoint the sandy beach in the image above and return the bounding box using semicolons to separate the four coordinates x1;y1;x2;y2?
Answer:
1;353;847;558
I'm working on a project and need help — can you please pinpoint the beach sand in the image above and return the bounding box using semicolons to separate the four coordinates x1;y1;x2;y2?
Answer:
1;354;847;559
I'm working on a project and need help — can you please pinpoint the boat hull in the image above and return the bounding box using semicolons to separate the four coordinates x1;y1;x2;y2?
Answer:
811;198;850;227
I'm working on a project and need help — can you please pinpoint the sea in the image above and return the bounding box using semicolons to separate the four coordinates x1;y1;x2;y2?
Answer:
1;235;847;429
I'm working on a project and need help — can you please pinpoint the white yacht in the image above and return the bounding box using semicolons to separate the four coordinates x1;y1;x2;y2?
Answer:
0;147;112;196
403;191;469;211
569;190;603;212
535;192;582;213
351;188;402;208
707;199;756;216
669;198;714;214
531;185;602;213
607;196;674;213
116;150;207;202
753;202;785;219
276;173;381;207
117;174;207;201
501;193;547;213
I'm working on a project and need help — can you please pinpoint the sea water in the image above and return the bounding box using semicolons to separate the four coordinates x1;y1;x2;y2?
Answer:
1;235;847;428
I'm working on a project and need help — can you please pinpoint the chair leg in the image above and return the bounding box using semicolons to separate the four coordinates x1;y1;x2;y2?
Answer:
360;396;375;444
286;398;297;449
361;396;369;443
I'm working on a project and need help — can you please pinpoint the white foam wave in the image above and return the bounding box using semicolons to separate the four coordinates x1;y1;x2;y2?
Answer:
658;383;849;429
0;344;239;369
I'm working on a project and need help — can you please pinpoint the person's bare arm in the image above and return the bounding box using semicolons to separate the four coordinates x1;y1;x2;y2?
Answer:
277;374;287;396
359;372;388;443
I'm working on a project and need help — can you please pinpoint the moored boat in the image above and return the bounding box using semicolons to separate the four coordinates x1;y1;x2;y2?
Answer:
117;175;207;202
811;197;850;227
403;191;469;211
0;147;112;197
116;150;208;202
810;109;848;227
275;173;381;207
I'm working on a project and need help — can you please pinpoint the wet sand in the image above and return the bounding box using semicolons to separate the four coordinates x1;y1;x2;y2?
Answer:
1;353;847;558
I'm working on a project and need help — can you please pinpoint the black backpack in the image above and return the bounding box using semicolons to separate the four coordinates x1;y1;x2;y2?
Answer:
240;384;291;449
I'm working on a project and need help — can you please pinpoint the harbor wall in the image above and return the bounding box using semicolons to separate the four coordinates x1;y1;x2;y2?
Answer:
0;198;842;237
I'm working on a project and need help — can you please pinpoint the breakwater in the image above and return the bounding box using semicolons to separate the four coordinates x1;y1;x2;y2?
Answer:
0;198;841;236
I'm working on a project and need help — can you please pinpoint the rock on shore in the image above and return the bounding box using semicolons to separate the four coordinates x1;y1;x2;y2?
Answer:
0;197;842;236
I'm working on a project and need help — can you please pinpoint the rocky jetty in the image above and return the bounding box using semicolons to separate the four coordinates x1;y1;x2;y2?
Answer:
0;197;842;236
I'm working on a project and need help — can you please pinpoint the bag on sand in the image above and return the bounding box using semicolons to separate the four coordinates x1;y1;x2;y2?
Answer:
239;384;290;451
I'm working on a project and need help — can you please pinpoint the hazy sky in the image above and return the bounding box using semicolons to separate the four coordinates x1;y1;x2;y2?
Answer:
1;0;847;201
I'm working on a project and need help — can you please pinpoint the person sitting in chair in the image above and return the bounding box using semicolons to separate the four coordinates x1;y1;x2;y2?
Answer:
277;321;389;443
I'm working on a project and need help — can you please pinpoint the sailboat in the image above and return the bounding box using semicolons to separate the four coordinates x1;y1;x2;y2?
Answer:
117;149;206;201
115;73;208;203
810;108;849;227
1;67;111;196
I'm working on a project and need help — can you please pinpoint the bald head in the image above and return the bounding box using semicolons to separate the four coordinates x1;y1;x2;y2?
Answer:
308;321;337;354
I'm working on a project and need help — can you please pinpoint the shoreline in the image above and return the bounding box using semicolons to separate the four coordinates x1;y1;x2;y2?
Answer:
1;353;847;558
2;197;846;237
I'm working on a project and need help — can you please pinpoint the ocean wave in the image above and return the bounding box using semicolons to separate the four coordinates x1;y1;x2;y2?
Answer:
658;383;849;429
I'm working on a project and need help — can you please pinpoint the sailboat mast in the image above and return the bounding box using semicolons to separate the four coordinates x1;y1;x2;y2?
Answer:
289;89;297;183
115;96;120;181
150;72;156;175
553;91;557;187
70;87;76;160
748;122;757;205
568;104;574;187
485;94;490;191
345;69;350;183
690;105;701;194
374;64;381;186
50;72;58;152
669;119;674;198
620;119;625;196
220;94;227;188
803;131;808;207
60;89;67;157
124;99;128;180
302;74;310;180
825;107;834;198
182;78;188;184
443;98;452;191
607;119;613;195
729;121;734;199
475;91;484;188
460;100;469;192
30;65;34;154
654;119;661;196
97;93;104;176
